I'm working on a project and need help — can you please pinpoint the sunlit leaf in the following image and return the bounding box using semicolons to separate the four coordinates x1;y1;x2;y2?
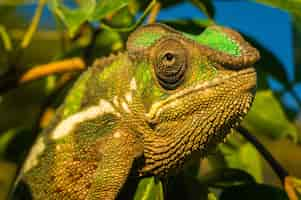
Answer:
90;0;129;21
220;184;289;200
219;138;263;182
48;0;96;37
200;168;256;188
242;90;298;141
134;177;163;200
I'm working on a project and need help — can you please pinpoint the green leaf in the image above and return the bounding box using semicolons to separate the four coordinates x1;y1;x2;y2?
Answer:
48;0;96;37
134;177;164;200
200;168;256;188
90;0;129;21
242;90;298;141
219;138;263;182
220;184;289;200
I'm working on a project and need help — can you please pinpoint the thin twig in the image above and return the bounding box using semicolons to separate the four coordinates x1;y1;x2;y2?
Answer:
147;1;161;24
21;0;47;48
0;58;85;94
0;24;12;51
19;57;85;83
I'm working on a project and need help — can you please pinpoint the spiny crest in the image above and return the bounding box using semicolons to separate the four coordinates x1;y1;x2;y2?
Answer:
92;51;125;69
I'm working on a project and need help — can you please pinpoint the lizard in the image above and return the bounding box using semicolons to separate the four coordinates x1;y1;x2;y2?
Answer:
11;23;259;199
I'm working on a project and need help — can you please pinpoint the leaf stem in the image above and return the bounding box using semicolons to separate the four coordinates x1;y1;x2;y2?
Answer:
0;25;12;51
147;1;161;24
21;0;47;48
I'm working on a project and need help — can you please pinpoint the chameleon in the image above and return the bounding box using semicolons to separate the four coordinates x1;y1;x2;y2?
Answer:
11;23;259;199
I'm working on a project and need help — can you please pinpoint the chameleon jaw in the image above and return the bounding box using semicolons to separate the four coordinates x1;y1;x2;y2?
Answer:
146;67;256;124
142;68;256;177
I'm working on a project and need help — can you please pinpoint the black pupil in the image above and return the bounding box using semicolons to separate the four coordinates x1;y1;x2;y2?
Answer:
165;53;174;61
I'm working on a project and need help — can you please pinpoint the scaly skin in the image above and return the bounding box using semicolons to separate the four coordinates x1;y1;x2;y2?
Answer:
12;23;259;200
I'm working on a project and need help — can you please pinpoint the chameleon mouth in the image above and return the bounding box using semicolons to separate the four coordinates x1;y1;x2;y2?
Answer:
146;67;256;123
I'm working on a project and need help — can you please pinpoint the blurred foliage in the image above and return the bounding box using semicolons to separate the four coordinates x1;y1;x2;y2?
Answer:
0;0;301;199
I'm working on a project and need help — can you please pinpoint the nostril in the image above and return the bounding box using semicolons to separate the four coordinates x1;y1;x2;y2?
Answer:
148;122;157;130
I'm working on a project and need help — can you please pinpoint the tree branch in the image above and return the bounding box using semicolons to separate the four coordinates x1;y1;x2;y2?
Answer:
236;126;299;200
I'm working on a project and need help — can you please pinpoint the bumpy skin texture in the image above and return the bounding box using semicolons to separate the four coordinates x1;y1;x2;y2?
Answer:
12;23;259;200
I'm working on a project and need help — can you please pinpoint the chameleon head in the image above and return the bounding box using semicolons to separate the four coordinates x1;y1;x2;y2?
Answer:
127;23;259;176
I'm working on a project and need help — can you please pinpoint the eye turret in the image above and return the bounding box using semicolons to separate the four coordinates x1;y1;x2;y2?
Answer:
153;39;188;90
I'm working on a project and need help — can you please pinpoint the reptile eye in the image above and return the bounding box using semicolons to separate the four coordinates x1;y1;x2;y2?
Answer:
154;39;187;90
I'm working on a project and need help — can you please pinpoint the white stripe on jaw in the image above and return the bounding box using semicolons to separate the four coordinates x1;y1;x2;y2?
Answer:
121;101;131;113
23;136;45;173
51;99;118;140
130;78;137;90
113;95;119;107
124;78;136;105
125;92;132;103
